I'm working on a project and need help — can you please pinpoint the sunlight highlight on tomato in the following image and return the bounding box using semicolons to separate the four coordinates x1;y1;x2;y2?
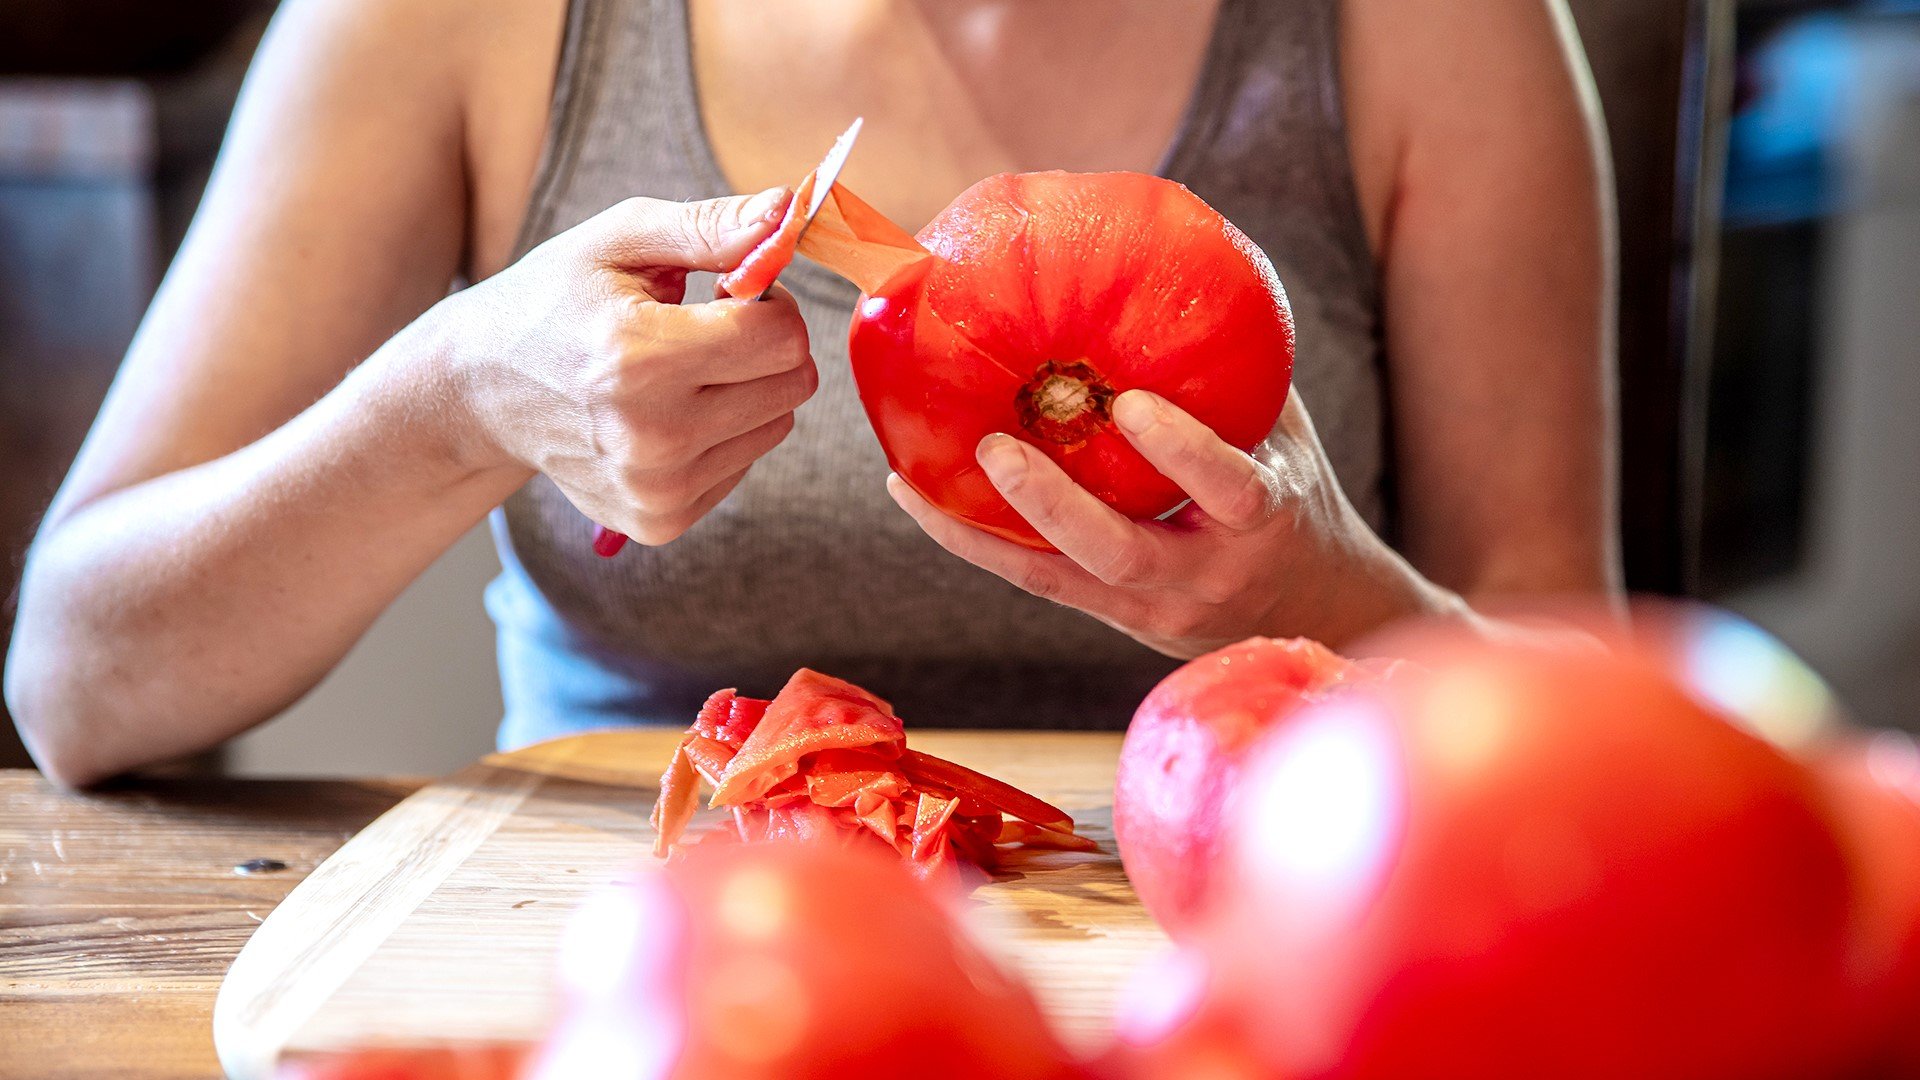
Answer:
1112;637;1386;935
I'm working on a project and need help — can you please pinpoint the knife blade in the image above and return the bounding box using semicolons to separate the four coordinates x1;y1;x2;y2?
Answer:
745;115;864;300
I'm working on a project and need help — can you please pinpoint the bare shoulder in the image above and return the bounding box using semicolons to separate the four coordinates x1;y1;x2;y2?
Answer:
252;0;566;277
453;0;572;276
1339;0;1604;248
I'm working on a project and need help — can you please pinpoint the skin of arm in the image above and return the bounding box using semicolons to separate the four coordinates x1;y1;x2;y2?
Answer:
888;0;1622;656
5;0;815;786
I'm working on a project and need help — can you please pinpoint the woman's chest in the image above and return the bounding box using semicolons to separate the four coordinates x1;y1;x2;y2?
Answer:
687;0;1224;231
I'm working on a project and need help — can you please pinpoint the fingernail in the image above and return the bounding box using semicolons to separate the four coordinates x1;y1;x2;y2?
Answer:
738;186;789;229
977;434;1028;487
1113;390;1162;436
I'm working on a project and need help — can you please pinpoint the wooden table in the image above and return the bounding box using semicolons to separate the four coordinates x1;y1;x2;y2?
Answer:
0;771;420;1080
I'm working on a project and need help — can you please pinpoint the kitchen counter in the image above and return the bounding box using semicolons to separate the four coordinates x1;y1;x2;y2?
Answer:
0;771;420;1079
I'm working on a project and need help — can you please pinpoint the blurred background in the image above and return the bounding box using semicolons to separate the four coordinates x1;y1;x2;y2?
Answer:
0;0;1915;776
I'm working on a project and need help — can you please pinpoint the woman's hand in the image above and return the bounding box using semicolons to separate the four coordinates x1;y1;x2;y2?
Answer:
445;189;817;545
887;389;1465;656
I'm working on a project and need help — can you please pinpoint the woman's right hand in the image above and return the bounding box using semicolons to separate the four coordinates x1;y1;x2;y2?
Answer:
444;188;817;544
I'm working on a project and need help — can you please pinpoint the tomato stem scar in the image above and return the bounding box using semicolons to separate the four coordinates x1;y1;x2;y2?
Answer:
1016;359;1115;446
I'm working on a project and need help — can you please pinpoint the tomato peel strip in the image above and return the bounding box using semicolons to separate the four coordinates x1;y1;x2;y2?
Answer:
717;175;934;301
650;668;1095;887
898;748;1076;833
716;178;810;300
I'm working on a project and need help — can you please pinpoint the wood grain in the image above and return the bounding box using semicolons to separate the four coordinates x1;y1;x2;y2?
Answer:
0;773;418;1080
214;730;1161;1078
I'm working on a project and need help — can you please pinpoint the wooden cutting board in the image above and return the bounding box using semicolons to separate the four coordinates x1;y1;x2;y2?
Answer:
212;729;1165;1078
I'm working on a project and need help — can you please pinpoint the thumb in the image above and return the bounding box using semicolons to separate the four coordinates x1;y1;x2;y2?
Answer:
583;188;792;274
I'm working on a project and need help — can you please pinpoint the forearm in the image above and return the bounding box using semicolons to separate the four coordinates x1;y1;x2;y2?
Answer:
6;307;529;785
1316;529;1619;656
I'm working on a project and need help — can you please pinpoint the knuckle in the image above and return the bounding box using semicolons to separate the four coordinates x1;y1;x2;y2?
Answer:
682;199;730;260
1224;466;1278;526
591;311;667;389
610;288;657;328
1149;607;1209;641
596;198;664;252
783;365;819;410
1009;474;1061;521
779;311;813;360
1190;572;1243;607
1017;565;1065;603
614;195;659;221
1094;544;1153;588
657;478;702;513
625;427;691;472
761;411;797;448
627;517;685;547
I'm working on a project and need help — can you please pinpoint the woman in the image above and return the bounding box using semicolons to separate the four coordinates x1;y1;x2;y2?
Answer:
6;0;1618;786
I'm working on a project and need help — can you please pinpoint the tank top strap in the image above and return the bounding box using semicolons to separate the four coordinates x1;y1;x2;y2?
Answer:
512;0;726;259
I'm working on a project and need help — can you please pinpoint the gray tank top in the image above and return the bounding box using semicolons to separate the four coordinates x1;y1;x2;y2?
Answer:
486;0;1386;747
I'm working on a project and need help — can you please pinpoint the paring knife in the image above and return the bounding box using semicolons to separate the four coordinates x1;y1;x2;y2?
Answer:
592;117;865;558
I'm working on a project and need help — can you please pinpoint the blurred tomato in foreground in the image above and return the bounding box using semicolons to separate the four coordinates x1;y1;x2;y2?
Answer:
1812;733;1920;1077
1118;632;1856;1080
527;840;1089;1080
277;1045;530;1080
1112;637;1388;935
1632;602;1847;753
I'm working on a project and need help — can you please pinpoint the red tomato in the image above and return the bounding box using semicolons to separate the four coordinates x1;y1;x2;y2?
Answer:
1812;733;1920;1076
849;171;1295;549
1112;637;1378;935
1123;636;1855;1080
1626;601;1847;753
531;841;1090;1080
276;1045;530;1080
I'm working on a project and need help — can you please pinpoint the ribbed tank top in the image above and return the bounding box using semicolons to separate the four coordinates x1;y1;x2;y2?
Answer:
487;0;1387;748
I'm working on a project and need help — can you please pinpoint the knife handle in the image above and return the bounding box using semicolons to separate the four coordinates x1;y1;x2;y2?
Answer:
591;525;629;558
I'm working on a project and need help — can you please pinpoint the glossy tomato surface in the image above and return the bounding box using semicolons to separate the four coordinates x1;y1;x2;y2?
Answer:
529;841;1089;1080
1112;637;1376;935
275;1045;530;1080
1129;636;1856;1080
850;171;1294;549
1812;734;1920;1076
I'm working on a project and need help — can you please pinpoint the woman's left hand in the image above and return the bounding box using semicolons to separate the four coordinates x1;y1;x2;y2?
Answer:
886;388;1461;657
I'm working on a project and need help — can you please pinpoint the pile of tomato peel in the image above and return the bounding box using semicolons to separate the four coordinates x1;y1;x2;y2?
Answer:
650;669;1095;888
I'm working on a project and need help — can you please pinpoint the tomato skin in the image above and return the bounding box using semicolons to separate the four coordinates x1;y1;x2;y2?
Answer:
275;1045;531;1080
1123;636;1856;1080
850;172;1294;550
1111;637;1372;936
533;841;1091;1080
1812;734;1920;1077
